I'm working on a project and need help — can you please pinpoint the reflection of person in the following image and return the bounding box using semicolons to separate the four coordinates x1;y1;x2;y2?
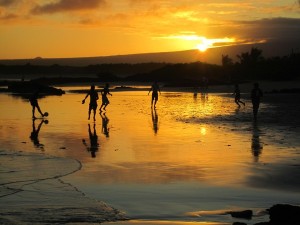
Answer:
233;84;245;107
251;122;263;162
30;119;48;150
100;83;112;112
151;109;159;135
100;112;110;137
201;92;208;104
148;81;161;108
82;124;99;158
251;83;263;121
82;85;99;121
30;90;45;118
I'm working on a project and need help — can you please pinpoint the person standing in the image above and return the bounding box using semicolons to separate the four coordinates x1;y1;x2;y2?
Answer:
100;83;113;112
233;84;245;107
82;85;99;121
251;82;263;121
148;81;161;108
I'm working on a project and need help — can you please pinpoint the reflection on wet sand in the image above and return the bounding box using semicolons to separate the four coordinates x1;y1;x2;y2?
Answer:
151;108;159;135
251;122;263;162
201;92;208;105
30;118;48;150
82;124;99;158
100;112;110;138
1;91;300;224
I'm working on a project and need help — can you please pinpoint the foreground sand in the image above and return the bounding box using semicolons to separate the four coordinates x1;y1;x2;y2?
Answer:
0;150;126;224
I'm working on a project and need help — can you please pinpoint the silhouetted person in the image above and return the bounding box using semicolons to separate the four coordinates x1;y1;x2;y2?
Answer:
251;83;263;121
148;81;161;108
30;119;48;150
100;112;110;137
82;124;99;158
251;122;263;162
100;83;112;112
233;84;245;107
151;108;159;135
82;85;99;121
30;90;45;118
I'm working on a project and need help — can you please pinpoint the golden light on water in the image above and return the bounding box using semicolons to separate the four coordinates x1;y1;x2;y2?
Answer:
200;127;207;135
1;91;298;187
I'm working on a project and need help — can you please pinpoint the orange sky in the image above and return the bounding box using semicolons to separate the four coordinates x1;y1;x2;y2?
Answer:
0;0;299;59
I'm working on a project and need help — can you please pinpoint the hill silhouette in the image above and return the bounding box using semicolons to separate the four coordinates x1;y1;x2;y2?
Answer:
0;40;298;66
0;46;299;88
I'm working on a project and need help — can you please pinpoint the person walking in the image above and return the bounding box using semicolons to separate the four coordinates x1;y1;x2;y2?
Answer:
233;84;245;107
148;81;161;108
82;85;99;121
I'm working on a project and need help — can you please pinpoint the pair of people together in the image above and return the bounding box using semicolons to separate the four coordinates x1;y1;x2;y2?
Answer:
233;83;263;121
82;83;112;121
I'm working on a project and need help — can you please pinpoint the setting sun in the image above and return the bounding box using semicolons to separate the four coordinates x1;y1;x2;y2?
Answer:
197;43;210;52
196;37;236;52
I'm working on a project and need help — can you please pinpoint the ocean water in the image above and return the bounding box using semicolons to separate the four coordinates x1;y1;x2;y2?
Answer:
0;87;299;224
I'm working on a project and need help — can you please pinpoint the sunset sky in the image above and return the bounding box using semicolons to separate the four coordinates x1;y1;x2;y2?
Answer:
1;0;300;59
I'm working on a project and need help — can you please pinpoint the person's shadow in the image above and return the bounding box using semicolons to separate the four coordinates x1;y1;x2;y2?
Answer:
100;112;110;138
82;124;99;158
251;122;263;162
30;118;48;150
151;109;159;135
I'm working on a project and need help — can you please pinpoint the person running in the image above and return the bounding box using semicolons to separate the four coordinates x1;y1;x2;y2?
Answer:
29;90;45;119
99;83;112;112
233;84;245;107
148;81;161;108
251;82;263;121
82;85;99;121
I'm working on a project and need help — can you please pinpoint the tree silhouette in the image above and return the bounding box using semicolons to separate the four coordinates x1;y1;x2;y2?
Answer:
237;47;264;65
222;54;234;66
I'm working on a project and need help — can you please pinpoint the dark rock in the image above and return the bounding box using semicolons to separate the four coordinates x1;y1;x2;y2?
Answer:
269;204;300;225
232;222;247;225
8;81;65;95
229;210;253;219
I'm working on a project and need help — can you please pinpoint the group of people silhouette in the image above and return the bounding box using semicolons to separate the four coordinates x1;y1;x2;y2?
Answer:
29;82;263;122
80;82;162;121
28;81;264;160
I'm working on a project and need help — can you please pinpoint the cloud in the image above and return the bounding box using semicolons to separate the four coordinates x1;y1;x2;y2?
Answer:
239;17;300;41
0;12;17;20
31;0;106;14
0;0;17;7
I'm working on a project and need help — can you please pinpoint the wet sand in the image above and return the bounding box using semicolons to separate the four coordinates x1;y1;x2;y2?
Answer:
0;150;125;224
0;81;299;224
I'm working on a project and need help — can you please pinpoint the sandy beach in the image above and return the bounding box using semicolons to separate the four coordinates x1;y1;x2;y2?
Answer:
0;81;299;224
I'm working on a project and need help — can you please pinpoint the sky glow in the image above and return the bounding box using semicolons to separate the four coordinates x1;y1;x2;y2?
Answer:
0;0;299;59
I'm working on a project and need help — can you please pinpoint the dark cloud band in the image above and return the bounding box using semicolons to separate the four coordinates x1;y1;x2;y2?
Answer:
31;0;106;14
